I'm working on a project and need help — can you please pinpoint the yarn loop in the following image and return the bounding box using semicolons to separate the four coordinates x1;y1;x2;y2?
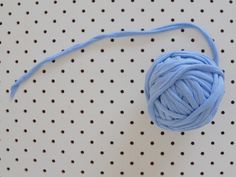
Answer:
10;22;225;131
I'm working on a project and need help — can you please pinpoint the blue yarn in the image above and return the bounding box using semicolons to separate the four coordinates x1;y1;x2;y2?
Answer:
10;22;224;131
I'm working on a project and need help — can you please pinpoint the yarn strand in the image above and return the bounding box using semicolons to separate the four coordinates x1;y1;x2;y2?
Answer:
10;22;218;99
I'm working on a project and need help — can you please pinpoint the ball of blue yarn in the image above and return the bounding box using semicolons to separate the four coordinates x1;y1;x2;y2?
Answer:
145;51;224;131
9;23;225;132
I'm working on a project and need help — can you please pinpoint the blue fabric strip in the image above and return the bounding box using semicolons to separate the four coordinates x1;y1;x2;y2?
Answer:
10;22;219;99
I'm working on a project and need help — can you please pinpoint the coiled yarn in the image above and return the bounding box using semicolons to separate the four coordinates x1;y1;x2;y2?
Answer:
145;51;224;131
10;22;225;131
